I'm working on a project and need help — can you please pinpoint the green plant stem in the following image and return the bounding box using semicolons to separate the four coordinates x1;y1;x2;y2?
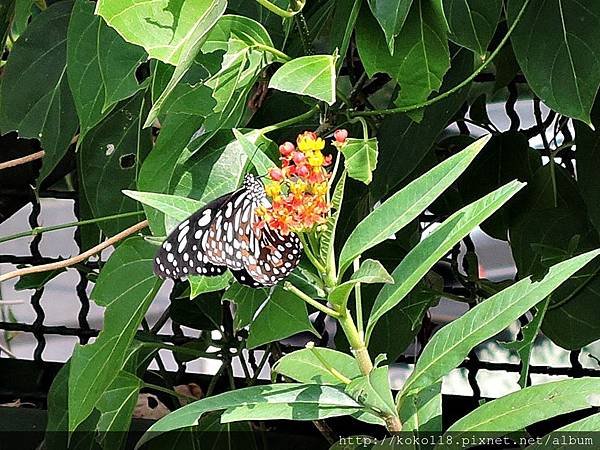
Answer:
255;0;304;18
259;105;320;135
0;210;143;245
337;0;362;74
336;308;373;375
144;383;197;401
284;282;340;318
298;233;326;273
252;43;291;62
350;0;531;118
352;258;364;340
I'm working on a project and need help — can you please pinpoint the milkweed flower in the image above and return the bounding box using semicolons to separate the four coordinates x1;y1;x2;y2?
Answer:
257;130;347;234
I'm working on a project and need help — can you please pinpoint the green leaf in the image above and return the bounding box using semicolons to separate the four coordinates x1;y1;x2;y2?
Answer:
338;135;490;276
576;102;600;233
399;381;442;432
269;55;337;105
188;273;231;298
438;378;600;448
67;0;117;139
365;180;525;342
329;259;393;309
443;0;502;56
501;297;549;388
147;12;272;126
371;48;473;199
340;138;378;185
525;412;600;449
221;402;360;423
356;0;449;110
123;191;202;223
399;249;600;398
247;286;318;349
137;383;362;447
97;16;147;110
367;0;413;53
508;0;600;125
96;371;143;450
273;348;361;385
345;366;396;418
0;0;78;183
80;93;152;236
232;128;276;176
319;171;347;265
223;282;269;330
69;237;161;431
15;269;65;291
96;0;225;66
170;294;222;331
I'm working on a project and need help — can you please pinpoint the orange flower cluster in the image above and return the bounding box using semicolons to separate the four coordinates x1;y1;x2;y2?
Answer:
256;131;347;234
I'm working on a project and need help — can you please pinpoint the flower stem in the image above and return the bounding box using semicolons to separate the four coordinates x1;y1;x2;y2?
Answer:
349;0;531;118
0;210;143;245
259;105;320;135
144;383;197;401
255;0;304;18
284;282;340;318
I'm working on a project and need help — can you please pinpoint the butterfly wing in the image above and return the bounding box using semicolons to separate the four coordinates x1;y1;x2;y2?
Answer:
241;225;302;287
154;193;232;279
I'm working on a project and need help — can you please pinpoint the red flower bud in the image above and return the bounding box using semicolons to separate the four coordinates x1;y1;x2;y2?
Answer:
269;167;283;181
279;141;294;156
334;129;348;143
296;165;309;177
292;151;306;164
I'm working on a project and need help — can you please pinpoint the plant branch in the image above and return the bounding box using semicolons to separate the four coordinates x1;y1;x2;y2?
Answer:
352;258;364;340
259;105;320;135
0;150;45;170
255;0;304;18
252;43;291;62
306;341;351;384
0;211;143;245
0;341;16;358
350;0;531;117
283;282;340;318
143;383;197;401
0;220;148;283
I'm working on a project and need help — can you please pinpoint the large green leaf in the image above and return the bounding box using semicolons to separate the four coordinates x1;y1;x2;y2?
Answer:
0;0;78;182
443;0;502;56
438;378;600;448
367;0;413;53
123;190;202;224
525;412;600;449
356;0;449;110
67;0;116;138
96;371;143;450
137;383;363;447
576;101;600;233
338;135;490;276
247;286;318;349
69;237;161;431
96;0;225;66
508;0;600;124
80;93;152;236
399;249;600;398
399;381;442;433
273;348;361;385
269;55;337;105
223;282;269;330
340;137;378;185
365;180;525;342
345;366;396;418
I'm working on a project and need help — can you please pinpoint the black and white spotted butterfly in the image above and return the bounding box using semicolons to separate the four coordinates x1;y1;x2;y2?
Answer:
154;174;302;288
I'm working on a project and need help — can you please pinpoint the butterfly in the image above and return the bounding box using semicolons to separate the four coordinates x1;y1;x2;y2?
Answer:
154;174;302;288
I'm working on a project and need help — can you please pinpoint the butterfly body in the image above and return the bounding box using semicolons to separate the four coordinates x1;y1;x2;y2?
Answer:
154;174;302;288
